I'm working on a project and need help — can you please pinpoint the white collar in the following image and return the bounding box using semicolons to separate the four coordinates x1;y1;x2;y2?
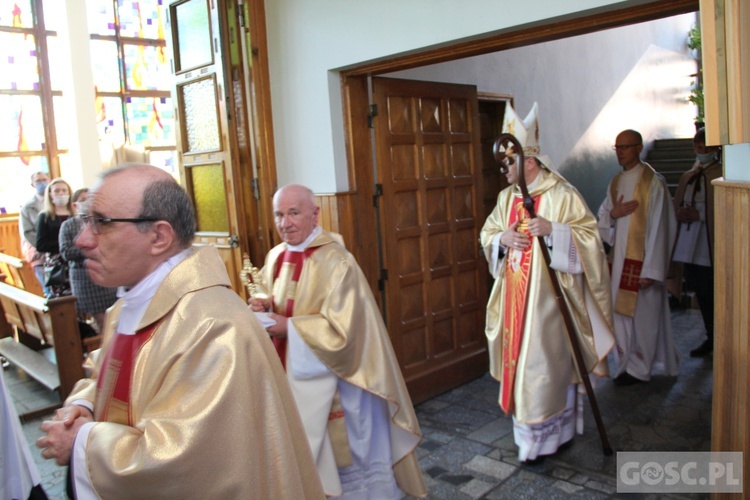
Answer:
115;248;191;334
286;225;322;252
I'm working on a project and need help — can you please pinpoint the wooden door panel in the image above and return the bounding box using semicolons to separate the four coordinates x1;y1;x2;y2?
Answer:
373;77;488;403
167;0;244;293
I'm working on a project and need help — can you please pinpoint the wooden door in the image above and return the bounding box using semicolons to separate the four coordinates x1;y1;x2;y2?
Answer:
372;77;488;403
166;0;248;294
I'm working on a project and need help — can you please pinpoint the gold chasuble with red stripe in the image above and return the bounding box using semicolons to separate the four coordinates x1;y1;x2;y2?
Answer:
481;169;615;426
500;195;540;415
270;247;319;369
94;324;158;424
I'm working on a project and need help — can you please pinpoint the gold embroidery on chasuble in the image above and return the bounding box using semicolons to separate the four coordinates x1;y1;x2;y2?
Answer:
500;195;539;415
94;324;158;425
610;166;654;317
270;249;317;368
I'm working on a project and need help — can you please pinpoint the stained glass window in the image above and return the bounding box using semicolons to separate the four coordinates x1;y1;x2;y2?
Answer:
88;0;176;175
0;0;65;214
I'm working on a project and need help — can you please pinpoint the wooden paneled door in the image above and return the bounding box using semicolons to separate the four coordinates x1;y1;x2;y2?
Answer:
371;77;488;403
165;0;265;297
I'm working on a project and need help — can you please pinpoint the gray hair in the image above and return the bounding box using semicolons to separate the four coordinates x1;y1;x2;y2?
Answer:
102;164;196;248
139;179;197;248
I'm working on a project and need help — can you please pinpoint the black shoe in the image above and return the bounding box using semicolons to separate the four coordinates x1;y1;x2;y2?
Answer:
690;339;713;358
613;372;645;386
521;455;545;466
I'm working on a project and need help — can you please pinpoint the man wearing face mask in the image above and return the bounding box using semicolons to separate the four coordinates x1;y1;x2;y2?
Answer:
672;128;721;357
19;171;50;291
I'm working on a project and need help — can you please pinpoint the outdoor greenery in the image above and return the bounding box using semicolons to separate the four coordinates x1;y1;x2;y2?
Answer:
688;23;705;123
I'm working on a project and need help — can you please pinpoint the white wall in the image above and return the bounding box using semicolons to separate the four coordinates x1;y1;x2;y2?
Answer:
265;0;664;193
385;14;697;208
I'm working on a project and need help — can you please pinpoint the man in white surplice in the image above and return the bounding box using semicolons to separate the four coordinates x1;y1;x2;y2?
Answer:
598;129;679;386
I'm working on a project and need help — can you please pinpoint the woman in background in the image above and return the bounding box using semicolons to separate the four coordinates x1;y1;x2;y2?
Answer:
36;178;74;297
59;188;118;332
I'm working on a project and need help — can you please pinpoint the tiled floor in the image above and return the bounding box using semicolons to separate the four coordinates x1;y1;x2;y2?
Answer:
9;309;712;499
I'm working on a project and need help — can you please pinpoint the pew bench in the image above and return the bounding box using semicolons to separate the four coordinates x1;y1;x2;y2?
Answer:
0;251;44;296
0;280;85;418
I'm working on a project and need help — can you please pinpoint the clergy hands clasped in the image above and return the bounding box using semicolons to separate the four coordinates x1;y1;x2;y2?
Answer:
37;405;93;465
500;221;530;250
526;216;552;237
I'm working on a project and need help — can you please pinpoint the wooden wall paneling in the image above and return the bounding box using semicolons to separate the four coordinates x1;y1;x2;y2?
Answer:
315;193;357;255
711;179;750;499
0;216;22;259
340;75;381;296
701;0;750;145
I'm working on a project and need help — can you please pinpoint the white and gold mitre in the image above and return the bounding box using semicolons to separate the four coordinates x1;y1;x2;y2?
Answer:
501;101;557;173
502;101;540;156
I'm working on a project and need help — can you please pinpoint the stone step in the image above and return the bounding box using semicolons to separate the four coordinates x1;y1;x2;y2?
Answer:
648;147;695;161
651;138;693;149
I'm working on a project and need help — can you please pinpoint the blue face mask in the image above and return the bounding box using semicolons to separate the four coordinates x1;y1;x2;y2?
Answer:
696;152;717;165
35;181;48;196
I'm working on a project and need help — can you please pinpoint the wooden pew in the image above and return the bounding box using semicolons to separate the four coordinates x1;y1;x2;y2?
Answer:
0;281;85;418
0;251;44;296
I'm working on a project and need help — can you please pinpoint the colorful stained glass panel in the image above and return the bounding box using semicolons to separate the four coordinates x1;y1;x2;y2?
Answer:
95;96;126;146
0;156;49;214
174;0;212;71
0;0;32;28
125;97;175;147
42;0;64;32
53;96;69;150
86;0;115;36
0;32;38;91
149;149;179;177
46;35;64;92
180;77;219;152
124;44;171;90
189;163;229;233
0;95;45;152
118;0;165;40
90;40;121;92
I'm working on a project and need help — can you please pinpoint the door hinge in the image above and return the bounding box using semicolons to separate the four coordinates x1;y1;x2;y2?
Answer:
378;268;388;291
367;104;378;128
372;183;383;208
228;234;240;248
251;178;260;200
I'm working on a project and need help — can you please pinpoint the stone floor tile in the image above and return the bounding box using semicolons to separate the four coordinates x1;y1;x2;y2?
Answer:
466;416;512;444
463;454;516;481
551;479;584;494
459;478;496;498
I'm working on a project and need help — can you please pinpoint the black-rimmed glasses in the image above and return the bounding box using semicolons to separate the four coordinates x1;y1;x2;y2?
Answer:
612;144;641;151
81;214;159;235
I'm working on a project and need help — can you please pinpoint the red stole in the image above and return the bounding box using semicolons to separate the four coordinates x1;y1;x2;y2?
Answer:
500;195;540;415
94;324;158;424
271;247;319;369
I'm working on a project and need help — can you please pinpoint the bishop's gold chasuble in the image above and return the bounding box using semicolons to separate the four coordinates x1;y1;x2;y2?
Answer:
501;195;540;415
610;165;654;317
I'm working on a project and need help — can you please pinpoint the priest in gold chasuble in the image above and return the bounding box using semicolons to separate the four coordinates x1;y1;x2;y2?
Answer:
250;184;427;499
481;103;614;463
36;165;324;499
